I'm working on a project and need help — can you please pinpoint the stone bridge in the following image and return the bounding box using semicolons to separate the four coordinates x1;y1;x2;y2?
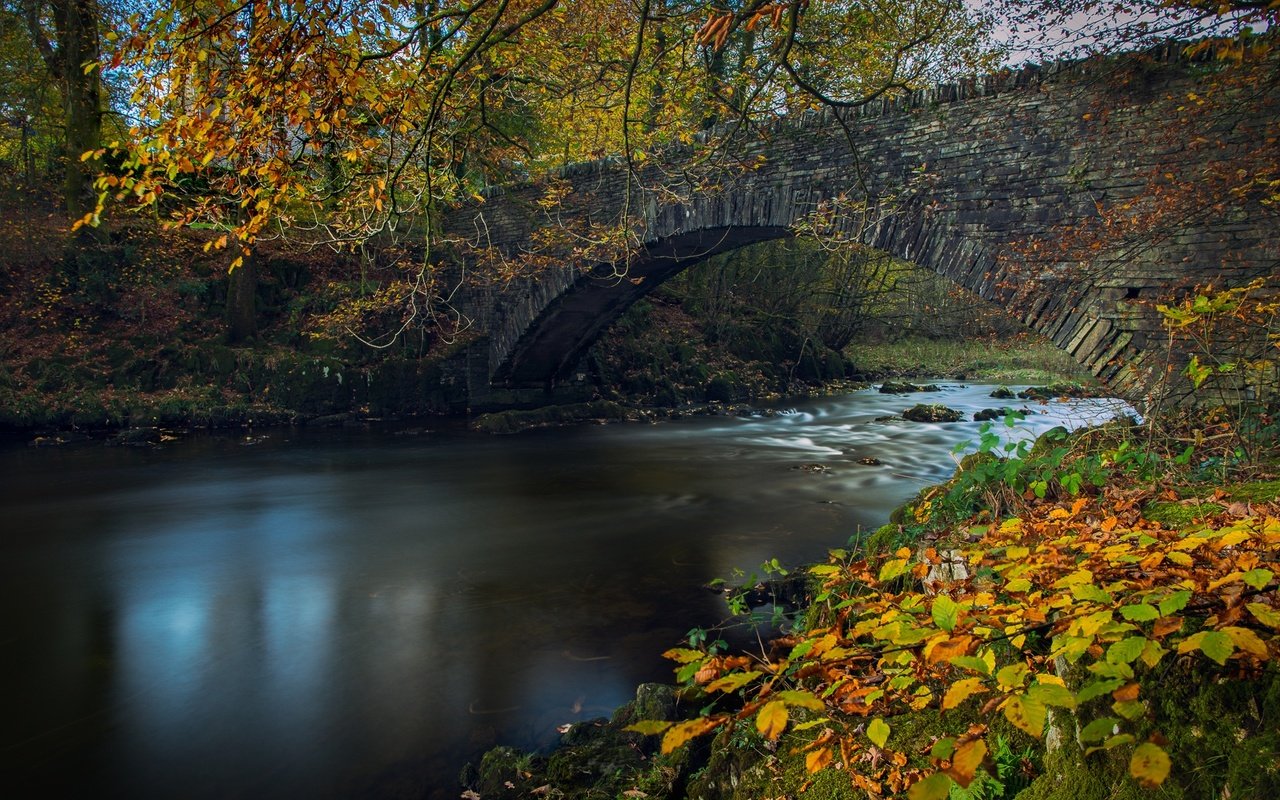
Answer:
440;45;1277;410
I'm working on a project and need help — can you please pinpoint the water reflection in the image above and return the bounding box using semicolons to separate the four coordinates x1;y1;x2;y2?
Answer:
0;385;1129;798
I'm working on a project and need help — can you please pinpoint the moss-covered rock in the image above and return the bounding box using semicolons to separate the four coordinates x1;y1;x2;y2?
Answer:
462;683;689;799
470;400;629;434
903;403;963;423
1018;669;1280;800
881;381;941;394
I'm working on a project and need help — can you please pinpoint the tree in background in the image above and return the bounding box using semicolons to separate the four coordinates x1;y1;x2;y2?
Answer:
71;0;993;343
0;4;64;185
19;0;103;220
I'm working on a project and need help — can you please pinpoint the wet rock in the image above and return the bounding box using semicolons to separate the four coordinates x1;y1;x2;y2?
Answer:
879;381;941;394
462;683;684;800
305;413;350;427
471;401;628;434
902;404;963;423
989;386;1016;399
392;427;432;436
792;463;828;473
973;407;1019;422
857;456;883;465
111;427;162;446
1017;383;1093;400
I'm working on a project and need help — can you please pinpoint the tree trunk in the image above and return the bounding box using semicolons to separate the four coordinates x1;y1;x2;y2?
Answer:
226;251;258;344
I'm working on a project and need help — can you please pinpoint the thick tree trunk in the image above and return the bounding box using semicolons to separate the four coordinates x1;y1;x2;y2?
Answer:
226;252;258;344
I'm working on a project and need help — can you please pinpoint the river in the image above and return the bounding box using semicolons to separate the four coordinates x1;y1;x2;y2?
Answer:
0;384;1128;798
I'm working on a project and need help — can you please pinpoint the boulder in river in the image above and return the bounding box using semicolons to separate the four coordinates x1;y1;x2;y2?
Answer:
902;404;963;423
879;381;941;394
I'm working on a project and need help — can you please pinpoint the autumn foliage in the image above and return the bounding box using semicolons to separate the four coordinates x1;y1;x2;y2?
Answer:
630;436;1279;798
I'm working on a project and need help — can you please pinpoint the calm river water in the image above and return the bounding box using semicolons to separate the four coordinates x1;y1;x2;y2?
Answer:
0;384;1128;799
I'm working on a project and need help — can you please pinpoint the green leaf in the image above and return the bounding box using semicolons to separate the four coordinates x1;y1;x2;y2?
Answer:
1107;637;1149;665
1119;604;1159;622
788;639;815;660
948;655;992;675
675;661;702;683
1073;584;1114;604
1199;631;1235;665
1088;660;1134;679
792;717;831;732
1075;679;1125;704
1078;717;1120;743
908;773;952;800
1244;568;1274;590
1028;681;1077;709
932;595;959;632
930;737;956;761
867;717;891;748
1113;700;1145;720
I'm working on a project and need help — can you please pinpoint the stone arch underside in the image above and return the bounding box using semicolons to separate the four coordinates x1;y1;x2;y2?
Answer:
441;51;1277;408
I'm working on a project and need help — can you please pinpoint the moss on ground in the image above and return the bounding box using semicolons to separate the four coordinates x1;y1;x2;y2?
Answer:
1143;479;1280;528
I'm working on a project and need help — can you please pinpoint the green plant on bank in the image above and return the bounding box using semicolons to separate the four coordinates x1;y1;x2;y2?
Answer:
626;408;1278;799
948;735;1038;800
921;412;1195;527
1156;277;1279;468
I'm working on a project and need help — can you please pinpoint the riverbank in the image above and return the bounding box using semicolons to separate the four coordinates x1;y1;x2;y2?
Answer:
463;414;1279;799
1;186;1098;435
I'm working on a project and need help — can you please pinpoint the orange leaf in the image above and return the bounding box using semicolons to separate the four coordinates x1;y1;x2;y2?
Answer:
946;738;988;788
806;746;833;773
926;635;975;664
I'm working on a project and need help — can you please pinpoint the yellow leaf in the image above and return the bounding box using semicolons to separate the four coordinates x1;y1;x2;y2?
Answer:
943;678;988;711
1221;626;1269;658
1247;603;1280;629
1002;693;1047;737
1166;551;1194;566
1129;742;1171;788
867;717;890;747
660;718;720;754
756;700;788;741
